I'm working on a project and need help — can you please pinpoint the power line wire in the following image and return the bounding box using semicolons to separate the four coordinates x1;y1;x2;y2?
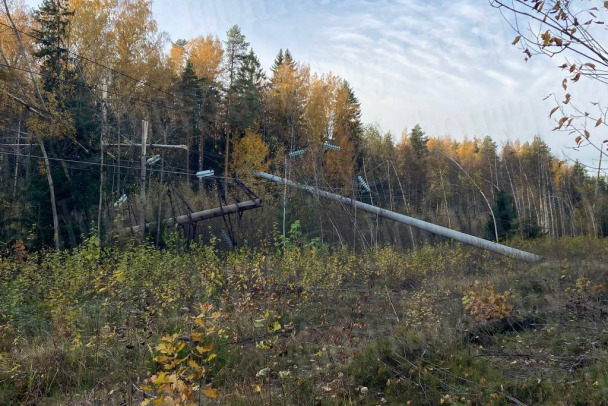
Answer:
0;20;185;103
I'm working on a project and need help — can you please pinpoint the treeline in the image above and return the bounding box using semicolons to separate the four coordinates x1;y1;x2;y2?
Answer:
0;0;606;250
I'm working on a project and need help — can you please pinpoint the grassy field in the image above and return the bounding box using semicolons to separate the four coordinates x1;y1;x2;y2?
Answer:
1;233;607;405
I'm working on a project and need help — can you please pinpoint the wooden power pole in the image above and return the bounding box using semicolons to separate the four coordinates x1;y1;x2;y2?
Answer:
139;120;148;242
98;76;107;242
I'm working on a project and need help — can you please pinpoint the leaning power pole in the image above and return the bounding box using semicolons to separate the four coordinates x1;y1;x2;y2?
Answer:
139;120;148;242
254;171;544;263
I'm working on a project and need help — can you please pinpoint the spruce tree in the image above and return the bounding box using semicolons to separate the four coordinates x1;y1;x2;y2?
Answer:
222;25;250;185
229;49;265;132
33;0;75;93
284;48;296;69
271;49;284;74
485;191;519;241
179;59;202;184
410;124;428;158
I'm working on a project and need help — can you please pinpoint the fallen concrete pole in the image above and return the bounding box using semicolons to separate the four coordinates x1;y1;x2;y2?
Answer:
126;198;262;234
253;171;543;263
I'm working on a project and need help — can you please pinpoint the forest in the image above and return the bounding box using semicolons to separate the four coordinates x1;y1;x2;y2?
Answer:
1;0;608;405
0;0;606;249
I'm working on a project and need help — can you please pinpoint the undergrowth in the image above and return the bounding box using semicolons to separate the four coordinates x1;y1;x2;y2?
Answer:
1;232;607;405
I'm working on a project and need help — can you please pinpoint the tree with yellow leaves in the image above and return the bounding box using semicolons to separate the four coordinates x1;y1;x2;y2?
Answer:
230;129;270;179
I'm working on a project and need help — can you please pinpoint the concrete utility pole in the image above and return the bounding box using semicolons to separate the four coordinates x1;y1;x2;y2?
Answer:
139;120;148;242
254;171;544;263
104;143;188;150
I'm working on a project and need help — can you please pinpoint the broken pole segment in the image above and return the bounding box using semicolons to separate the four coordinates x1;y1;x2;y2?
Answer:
253;171;544;263
126;198;262;234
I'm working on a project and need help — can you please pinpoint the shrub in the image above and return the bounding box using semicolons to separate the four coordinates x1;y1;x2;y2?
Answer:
462;284;514;322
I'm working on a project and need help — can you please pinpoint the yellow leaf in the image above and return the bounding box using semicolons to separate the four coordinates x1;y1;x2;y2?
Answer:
190;332;204;342
512;35;521;45
267;320;282;333
196;344;214;353
154;372;168;384
187;359;202;370
153;355;171;363
202;387;219;399
155;342;170;353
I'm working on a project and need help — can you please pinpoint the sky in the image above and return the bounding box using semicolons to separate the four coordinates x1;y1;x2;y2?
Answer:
21;0;608;168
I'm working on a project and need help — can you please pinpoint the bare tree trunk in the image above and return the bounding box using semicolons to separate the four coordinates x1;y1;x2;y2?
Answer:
198;123;204;186
12;117;21;197
389;159;415;249
504;159;520;219
444;153;498;242
117;112;121;195
39;138;61;249
224;129;230;194
439;168;452;229
186;133;191;186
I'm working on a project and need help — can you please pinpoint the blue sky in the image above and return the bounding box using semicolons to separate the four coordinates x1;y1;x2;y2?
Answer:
22;0;607;167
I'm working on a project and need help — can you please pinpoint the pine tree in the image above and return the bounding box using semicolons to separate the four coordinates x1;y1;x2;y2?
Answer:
224;25;250;91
